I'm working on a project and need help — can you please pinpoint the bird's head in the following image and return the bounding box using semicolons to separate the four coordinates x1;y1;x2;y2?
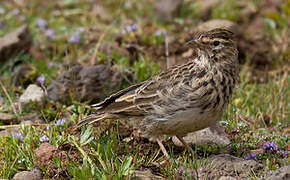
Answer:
188;28;238;68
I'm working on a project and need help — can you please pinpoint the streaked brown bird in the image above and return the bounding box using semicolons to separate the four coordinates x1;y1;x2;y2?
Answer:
77;28;239;158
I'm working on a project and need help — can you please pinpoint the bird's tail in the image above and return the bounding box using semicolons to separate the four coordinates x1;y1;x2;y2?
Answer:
75;113;114;129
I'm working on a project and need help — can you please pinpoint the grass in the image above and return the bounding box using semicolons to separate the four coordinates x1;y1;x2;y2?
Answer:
0;0;289;179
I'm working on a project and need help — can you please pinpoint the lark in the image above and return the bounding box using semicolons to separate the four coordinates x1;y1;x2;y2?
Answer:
77;28;239;158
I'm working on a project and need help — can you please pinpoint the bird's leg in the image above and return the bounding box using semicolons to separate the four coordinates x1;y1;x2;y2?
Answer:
156;138;170;160
176;135;195;157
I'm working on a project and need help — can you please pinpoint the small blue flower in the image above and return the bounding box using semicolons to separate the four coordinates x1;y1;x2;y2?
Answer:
278;150;289;158
125;24;137;32
56;118;66;126
77;27;85;33
0;21;4;30
155;29;166;37
11;9;20;15
13;133;24;142
39;135;49;142
45;29;55;39
0;96;3;101
262;142;279;152
48;62;62;68
36;76;45;85
244;153;257;161
69;32;81;44
37;18;47;29
267;170;273;176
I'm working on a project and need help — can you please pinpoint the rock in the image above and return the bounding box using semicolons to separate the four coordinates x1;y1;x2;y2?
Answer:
208;154;263;178
0;25;32;64
175;155;263;179
174;166;239;180
260;165;290;180
154;0;184;21
133;170;163;180
47;64;121;103
35;142;68;177
19;84;45;107
12;168;42;180
172;122;230;146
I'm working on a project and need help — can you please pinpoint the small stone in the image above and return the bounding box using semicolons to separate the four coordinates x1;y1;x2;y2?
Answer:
19;84;45;107
208;154;263;178
0;25;32;65
12;168;42;180
35;142;68;177
172;122;230;146
47;64;120;103
133;170;163;180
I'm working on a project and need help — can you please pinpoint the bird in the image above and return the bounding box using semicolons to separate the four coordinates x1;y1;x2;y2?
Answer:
76;28;239;158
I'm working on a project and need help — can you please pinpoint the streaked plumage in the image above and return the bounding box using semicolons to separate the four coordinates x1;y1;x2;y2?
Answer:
77;28;239;154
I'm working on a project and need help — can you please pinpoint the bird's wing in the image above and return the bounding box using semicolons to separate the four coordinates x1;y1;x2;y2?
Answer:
92;61;199;116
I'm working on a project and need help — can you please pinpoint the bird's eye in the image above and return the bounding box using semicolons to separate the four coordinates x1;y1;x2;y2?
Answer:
213;41;220;46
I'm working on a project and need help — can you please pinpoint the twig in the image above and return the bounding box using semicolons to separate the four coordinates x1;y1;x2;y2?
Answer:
0;123;51;130
165;34;170;69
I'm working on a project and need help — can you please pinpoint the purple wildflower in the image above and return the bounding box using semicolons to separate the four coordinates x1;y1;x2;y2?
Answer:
278;150;289;158
13;133;24;142
0;96;4;101
155;29;166;37
37;18;47;29
69;32;81;44
262;142;279;152
125;24;137;32
36;76;45;85
48;62;54;67
56;118;66;126
77;27;85;33
39;135;49;142
0;21;4;30
11;9;20;15
244;153;257;161
45;29;55;39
